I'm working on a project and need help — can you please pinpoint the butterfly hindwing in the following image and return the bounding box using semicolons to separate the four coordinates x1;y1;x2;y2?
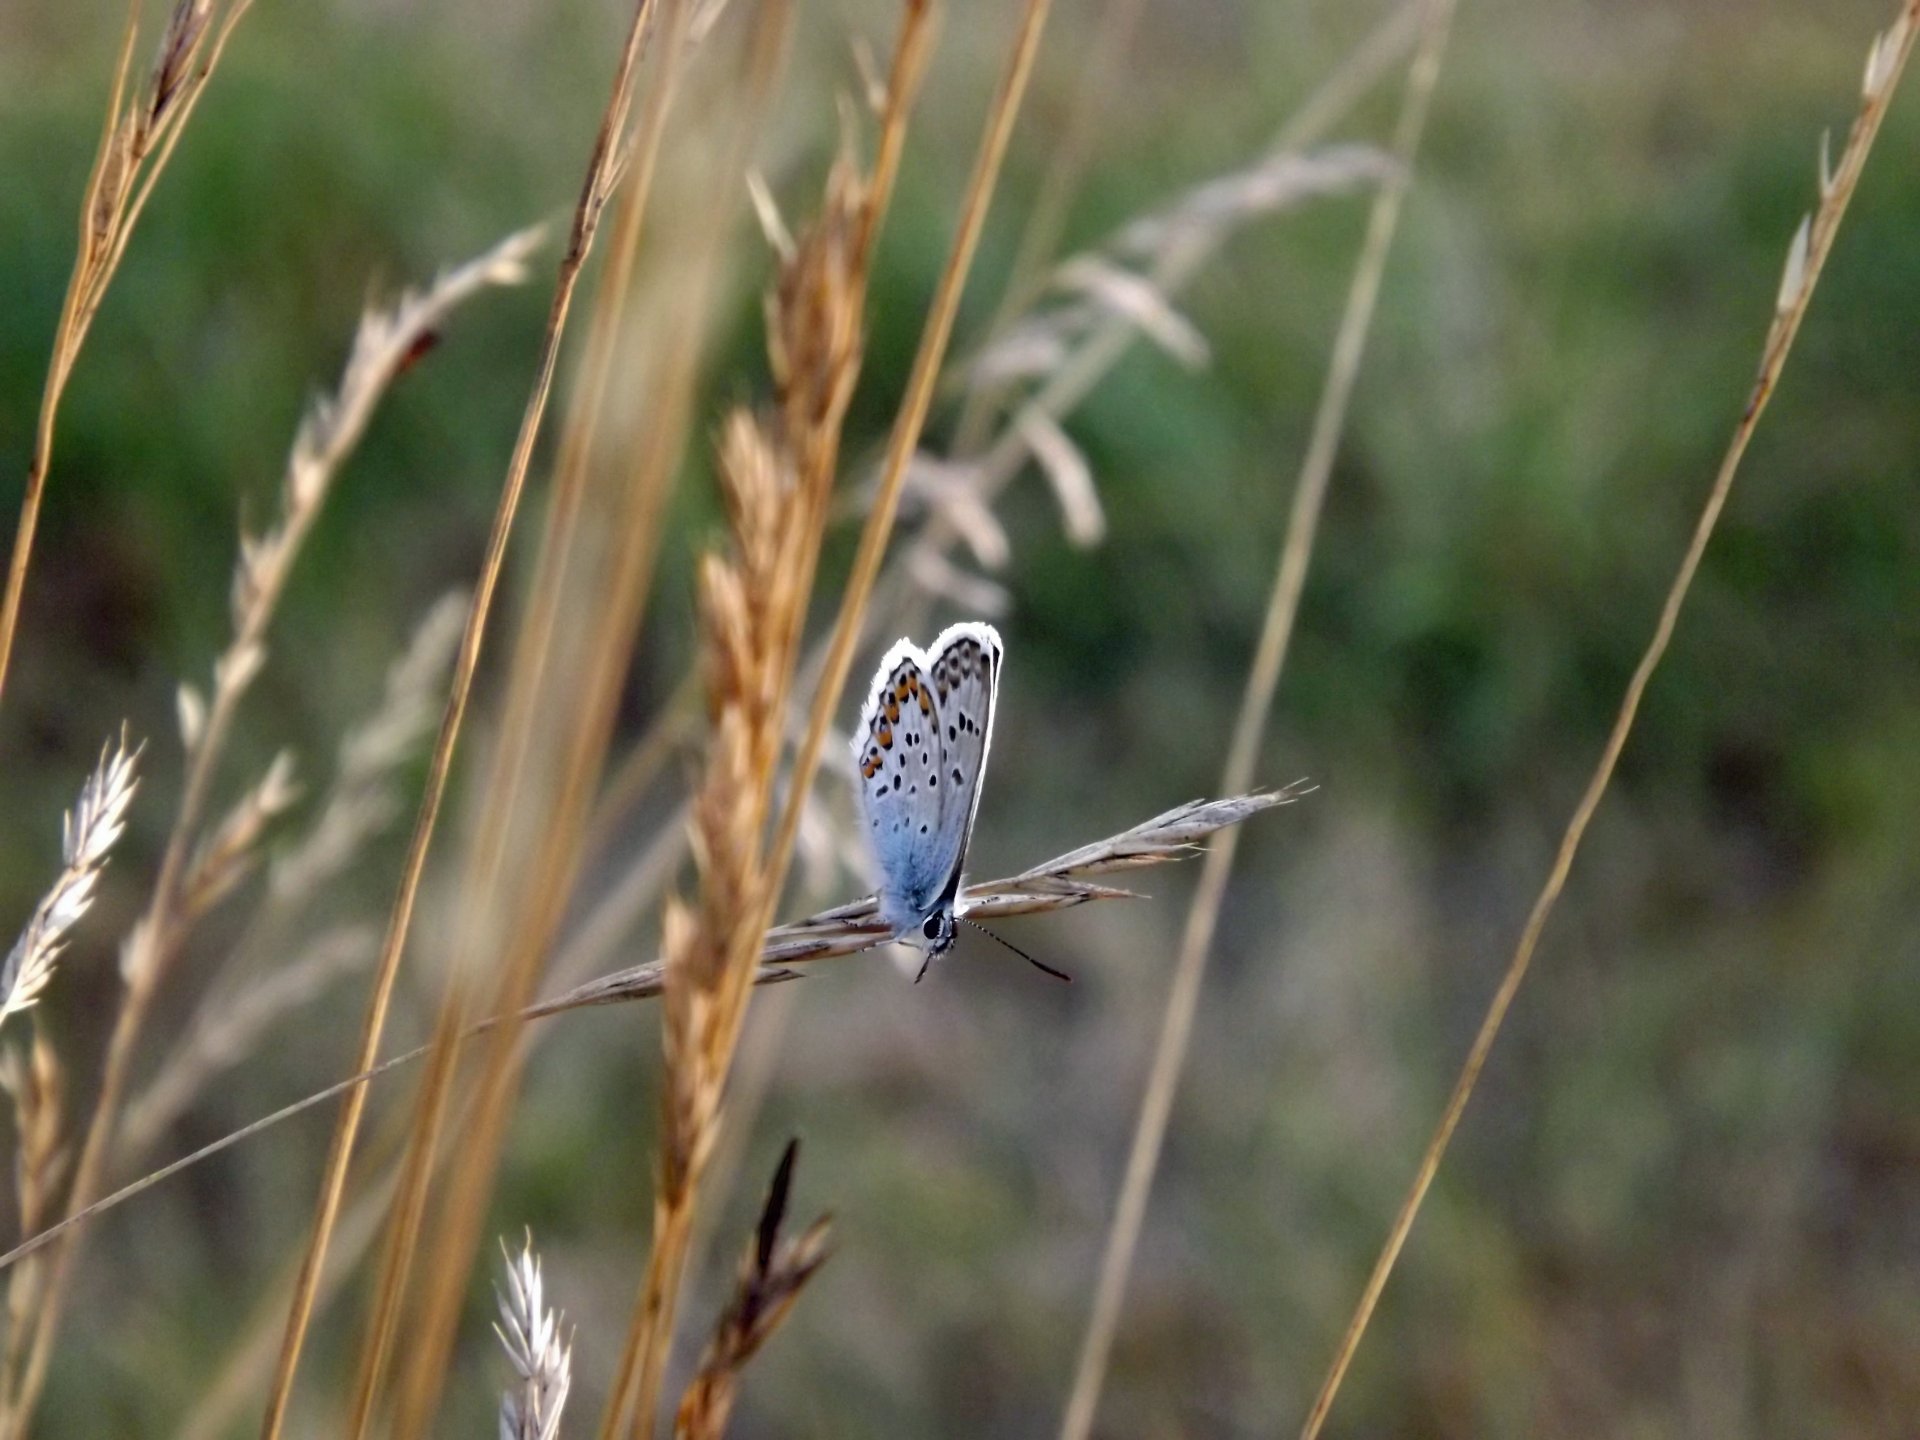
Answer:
853;646;949;930
851;622;1003;939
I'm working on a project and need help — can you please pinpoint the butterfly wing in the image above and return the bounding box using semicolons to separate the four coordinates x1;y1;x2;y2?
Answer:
852;641;950;933
923;622;1003;910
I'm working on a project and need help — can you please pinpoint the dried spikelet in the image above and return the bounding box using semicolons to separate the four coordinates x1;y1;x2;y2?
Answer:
672;1140;831;1440
660;899;720;1199
145;0;215;137
767;144;870;449
494;1233;572;1440
1;1029;68;1240
0;734;141;1032
0;1026;67;1410
270;590;466;903
216;227;539;708
538;788;1308;1011
179;749;300;926
6;228;544;1440
85;113;138;268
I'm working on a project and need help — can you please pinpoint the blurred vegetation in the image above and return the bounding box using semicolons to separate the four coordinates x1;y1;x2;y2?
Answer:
2;0;1918;1435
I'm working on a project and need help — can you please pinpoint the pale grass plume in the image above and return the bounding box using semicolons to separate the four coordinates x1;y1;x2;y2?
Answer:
208;226;541;731
0;733;140;1033
495;1233;573;1440
121;591;463;1161
270;588;468;904
673;1139;830;1440
174;749;300;933
2;224;541;1440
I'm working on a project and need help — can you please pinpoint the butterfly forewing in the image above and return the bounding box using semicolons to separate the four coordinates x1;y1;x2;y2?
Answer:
925;625;1001;902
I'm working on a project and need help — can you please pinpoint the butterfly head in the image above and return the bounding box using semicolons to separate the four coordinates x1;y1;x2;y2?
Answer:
916;906;957;958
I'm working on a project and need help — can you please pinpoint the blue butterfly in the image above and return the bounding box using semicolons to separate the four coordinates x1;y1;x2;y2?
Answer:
852;623;1003;979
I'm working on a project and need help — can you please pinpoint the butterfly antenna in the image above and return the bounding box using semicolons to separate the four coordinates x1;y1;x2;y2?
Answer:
962;918;1072;984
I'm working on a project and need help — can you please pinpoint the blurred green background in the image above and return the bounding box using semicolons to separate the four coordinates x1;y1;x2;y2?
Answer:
3;0;1919;1435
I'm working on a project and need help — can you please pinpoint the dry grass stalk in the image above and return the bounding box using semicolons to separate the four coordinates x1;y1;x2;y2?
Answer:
1057;3;1458;1434
0;0;258;709
672;1139;830;1440
120;925;374;1161
255;0;669;1425
1297;7;1919;1436
121;592;462;1162
377;13;799;1436
598;15;934;1432
890;2;1417;629
0;734;140;1036
0;1027;65;1428
496;1234;574;1440
177;749;300;924
566;4;1415;989
0;226;536;1440
0;786;1301;1279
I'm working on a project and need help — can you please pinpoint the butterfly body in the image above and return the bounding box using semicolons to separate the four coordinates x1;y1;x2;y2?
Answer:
852;622;1003;971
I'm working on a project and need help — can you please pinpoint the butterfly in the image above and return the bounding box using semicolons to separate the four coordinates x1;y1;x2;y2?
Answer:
851;622;1003;980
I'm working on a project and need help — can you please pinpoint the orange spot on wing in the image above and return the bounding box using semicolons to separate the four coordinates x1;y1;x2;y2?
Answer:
879;726;893;749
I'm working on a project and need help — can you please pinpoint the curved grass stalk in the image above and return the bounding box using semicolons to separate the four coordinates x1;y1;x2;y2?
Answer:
1296;7;1919;1437
1058;3;1459;1435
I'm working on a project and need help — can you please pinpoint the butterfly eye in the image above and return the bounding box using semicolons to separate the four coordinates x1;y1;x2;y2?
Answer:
921;915;943;942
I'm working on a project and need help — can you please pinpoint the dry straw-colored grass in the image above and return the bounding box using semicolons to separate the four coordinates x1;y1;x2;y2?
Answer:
672;1139;831;1440
0;0;257;708
1297;6;1919;1435
6;0;1904;1432
0;223;535;1438
256;0;670;1425
1059;1;1457;1434
0;787;1304;1287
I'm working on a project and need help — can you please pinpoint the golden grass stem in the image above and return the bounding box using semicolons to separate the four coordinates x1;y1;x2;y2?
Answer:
606;5;1047;1434
1293;8;1917;1437
763;0;1052;1011
255;4;663;1431
595;9;940;1433
2;223;533;1439
385;12;791;1431
0;0;257;713
1057;5;1458;1437
341;5;693;1428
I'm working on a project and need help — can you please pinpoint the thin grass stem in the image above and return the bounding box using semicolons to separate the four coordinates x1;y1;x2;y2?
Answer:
1295;7;1918;1434
1057;4;1458;1435
255;4;665;1430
